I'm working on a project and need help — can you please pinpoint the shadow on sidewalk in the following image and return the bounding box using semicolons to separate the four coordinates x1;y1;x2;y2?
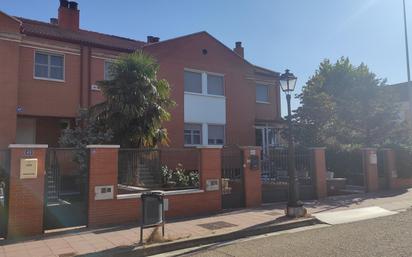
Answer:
303;188;409;214
75;215;314;257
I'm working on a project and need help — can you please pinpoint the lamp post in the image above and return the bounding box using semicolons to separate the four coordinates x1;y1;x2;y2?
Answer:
279;69;306;218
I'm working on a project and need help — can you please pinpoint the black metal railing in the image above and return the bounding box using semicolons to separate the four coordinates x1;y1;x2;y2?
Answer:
260;147;312;185
325;148;364;186
45;148;88;204
117;148;200;193
394;148;412;178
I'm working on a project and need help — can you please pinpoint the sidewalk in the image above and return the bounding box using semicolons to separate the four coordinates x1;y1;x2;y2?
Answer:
0;188;411;257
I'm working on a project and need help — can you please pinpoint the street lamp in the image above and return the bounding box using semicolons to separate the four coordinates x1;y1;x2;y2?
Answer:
279;69;306;218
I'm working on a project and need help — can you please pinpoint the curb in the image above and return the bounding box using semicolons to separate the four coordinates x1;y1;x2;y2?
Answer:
89;217;320;257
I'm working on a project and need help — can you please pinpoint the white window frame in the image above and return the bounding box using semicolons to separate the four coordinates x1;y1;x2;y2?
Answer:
104;60;115;80
33;50;65;82
184;68;225;98
207;124;225;145
184;123;203;146
256;83;270;104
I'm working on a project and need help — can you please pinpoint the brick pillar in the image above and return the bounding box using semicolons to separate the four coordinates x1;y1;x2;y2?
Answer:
7;144;48;238
381;148;397;189
362;148;379;192
241;147;262;208
198;147;222;210
87;145;120;227
310;147;327;199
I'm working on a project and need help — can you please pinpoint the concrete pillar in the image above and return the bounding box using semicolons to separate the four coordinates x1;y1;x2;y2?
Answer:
241;146;262;208
7;144;47;238
310;147;327;199
87;145;120;227
362;148;379;192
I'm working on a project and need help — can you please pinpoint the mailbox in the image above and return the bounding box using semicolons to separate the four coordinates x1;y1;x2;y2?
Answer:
20;158;38;179
250;155;260;170
140;191;165;243
94;185;114;200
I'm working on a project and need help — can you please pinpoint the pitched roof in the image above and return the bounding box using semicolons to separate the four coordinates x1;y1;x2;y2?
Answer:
143;31;279;77
12;16;279;77
16;17;146;52
253;65;279;78
387;82;412;102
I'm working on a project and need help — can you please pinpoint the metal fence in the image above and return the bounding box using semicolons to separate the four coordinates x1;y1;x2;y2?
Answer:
118;148;200;194
325;149;364;187
261;147;313;185
394;148;412;178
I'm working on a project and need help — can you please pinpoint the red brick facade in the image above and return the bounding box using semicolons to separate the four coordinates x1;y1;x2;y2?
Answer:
0;3;281;149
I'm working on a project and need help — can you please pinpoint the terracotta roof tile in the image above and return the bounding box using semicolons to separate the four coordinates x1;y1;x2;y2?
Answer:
17;17;146;51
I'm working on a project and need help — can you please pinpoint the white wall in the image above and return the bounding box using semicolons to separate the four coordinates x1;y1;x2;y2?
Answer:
184;92;226;145
184;93;226;124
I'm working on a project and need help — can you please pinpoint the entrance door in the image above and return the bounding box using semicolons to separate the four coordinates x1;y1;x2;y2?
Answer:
221;145;245;209
255;126;277;157
16;117;36;144
44;148;89;230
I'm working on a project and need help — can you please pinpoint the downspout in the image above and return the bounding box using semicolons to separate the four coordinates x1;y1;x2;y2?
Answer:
79;45;84;109
87;46;91;108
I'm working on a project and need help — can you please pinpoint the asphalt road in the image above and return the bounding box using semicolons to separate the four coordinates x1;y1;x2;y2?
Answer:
182;209;412;257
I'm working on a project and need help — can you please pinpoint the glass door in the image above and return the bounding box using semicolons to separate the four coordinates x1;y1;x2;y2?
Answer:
255;125;277;157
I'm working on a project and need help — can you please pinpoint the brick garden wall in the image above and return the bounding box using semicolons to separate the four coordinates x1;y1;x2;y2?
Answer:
87;146;222;228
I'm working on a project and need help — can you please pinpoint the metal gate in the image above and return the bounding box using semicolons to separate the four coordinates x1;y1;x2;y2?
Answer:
221;145;245;209
0;150;10;238
377;150;389;190
261;147;314;203
44;148;89;230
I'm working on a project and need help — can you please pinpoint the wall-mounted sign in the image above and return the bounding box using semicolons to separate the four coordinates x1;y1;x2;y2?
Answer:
16;106;23;113
20;158;38;179
206;179;220;191
369;153;377;165
163;199;169;211
250;149;256;155
94;185;114;200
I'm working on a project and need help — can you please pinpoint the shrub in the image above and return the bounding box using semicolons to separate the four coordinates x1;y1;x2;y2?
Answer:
161;164;199;188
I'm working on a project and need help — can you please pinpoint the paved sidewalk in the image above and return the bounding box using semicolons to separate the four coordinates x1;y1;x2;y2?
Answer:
0;188;411;257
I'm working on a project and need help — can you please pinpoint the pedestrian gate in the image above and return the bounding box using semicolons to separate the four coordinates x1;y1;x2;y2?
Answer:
44;148;89;230
0;150;10;238
221;145;245;209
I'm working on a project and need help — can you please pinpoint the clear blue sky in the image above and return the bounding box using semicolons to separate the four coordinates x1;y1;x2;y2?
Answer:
2;0;411;116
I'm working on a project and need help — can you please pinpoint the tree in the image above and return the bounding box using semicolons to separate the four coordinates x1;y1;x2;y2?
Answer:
60;51;174;148
293;57;412;149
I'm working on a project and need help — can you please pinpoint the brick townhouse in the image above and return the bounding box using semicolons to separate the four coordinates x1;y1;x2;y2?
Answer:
0;1;283;154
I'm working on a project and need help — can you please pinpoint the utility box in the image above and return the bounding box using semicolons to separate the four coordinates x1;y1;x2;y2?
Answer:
140;191;165;243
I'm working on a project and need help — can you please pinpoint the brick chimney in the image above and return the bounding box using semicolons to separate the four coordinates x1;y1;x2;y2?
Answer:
234;41;244;58
58;0;79;31
147;36;160;43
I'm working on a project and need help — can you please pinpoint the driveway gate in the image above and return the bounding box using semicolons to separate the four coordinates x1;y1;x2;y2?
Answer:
221;145;245;209
0;150;10;238
377;150;389;190
44;148;89;230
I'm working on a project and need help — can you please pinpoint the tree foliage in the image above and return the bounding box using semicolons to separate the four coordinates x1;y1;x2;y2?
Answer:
293;57;412;149
60;51;174;148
